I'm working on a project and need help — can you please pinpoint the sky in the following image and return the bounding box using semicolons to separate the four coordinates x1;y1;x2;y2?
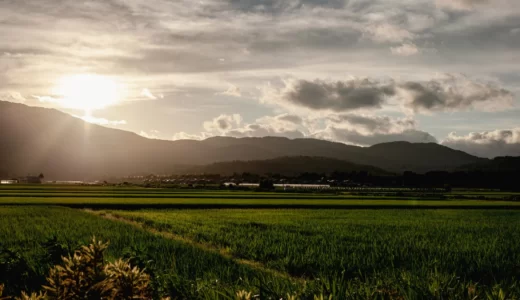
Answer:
1;0;520;158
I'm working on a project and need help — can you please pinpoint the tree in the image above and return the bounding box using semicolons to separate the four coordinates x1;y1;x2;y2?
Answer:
259;179;274;190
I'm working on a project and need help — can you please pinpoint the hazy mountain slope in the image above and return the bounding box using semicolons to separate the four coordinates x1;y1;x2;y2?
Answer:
188;156;390;176
0;101;489;179
0;101;199;179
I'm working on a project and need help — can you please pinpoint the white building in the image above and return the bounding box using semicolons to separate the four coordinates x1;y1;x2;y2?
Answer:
0;179;18;184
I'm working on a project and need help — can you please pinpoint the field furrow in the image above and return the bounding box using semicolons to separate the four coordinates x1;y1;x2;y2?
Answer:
85;209;303;283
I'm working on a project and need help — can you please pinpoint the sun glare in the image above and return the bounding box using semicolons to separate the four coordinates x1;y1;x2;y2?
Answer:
53;74;122;112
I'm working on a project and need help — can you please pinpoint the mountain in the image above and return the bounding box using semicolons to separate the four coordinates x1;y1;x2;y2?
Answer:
365;142;485;173
187;156;390;176
0;101;488;179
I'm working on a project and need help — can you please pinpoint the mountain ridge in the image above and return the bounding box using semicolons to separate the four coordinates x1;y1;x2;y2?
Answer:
0;101;489;179
185;156;391;176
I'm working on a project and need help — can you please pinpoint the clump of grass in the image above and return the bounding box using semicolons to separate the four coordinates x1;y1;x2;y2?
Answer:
44;237;153;299
2;238;157;300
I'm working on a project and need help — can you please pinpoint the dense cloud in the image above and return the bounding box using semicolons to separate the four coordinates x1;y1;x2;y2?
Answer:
0;92;26;103
442;129;520;158
329;114;416;134
217;85;242;97
390;43;419;56
265;78;395;112
322;127;438;146
184;113;306;140
436;0;490;10
203;114;243;132
1;0;519;144
226;114;306;139
172;131;211;141
227;124;305;139
227;0;346;13
265;75;514;113
276;114;303;124
315;113;438;146
176;112;438;145
397;74;514;113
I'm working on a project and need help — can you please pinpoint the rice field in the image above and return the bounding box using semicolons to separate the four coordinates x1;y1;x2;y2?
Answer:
0;206;296;298
108;209;520;282
1;185;520;298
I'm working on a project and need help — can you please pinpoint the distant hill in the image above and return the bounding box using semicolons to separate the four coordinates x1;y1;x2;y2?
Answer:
187;156;391;176
459;156;520;172
0;101;489;179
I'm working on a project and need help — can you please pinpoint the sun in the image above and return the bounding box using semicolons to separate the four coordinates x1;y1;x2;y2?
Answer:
53;74;122;112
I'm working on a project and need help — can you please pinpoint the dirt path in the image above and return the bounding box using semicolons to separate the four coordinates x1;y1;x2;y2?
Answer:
84;209;306;283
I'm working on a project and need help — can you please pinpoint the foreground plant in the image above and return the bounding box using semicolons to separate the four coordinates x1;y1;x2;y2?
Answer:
0;238;156;300
43;237;153;300
0;284;45;300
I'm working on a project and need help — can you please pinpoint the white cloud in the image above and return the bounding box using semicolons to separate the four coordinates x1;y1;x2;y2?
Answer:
203;114;243;133
175;112;438;146
217;84;242;97
0;91;26;103
390;43;419;56
316;127;438;146
364;24;414;43
139;130;161;139
227;124;306;139
442;129;520;158
76;115;127;126
172;131;210;140
314;113;437;146
141;88;158;100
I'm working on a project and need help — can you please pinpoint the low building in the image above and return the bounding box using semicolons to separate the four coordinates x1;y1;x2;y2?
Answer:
0;179;18;184
18;176;42;184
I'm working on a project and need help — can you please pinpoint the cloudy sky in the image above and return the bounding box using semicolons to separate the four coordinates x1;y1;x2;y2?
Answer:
1;0;520;158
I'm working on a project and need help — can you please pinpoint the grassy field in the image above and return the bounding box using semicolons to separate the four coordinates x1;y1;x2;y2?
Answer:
1;185;520;298
108;209;520;282
0;206;300;299
1;185;520;209
1;196;520;209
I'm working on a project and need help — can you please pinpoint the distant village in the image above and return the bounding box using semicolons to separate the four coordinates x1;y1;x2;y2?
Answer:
1;174;45;185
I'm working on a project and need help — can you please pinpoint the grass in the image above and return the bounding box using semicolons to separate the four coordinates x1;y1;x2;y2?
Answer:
108;209;520;282
1;186;520;298
1;196;520;210
0;206;300;298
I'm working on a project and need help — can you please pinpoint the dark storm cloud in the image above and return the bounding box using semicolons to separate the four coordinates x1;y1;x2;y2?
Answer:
399;75;514;112
269;75;513;113
281;79;395;112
